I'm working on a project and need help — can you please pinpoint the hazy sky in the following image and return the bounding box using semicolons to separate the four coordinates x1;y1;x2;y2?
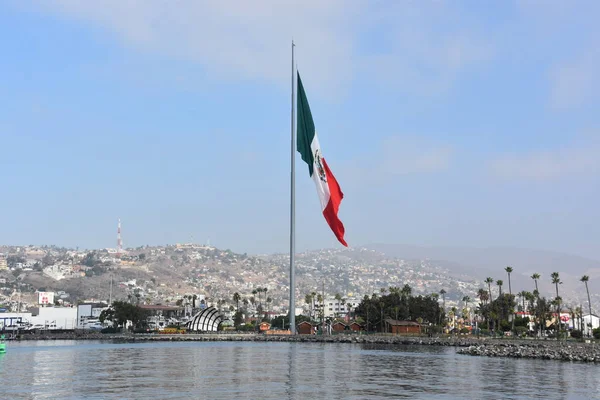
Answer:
1;1;598;258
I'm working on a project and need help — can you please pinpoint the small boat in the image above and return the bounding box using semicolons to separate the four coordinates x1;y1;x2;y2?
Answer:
0;334;6;353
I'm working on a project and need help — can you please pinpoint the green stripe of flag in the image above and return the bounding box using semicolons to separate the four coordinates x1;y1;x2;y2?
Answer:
296;72;315;177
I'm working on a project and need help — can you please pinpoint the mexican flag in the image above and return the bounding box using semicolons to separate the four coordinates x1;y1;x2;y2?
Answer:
296;72;347;247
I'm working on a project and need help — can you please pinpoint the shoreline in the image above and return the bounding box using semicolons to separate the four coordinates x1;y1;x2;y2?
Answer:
7;332;600;362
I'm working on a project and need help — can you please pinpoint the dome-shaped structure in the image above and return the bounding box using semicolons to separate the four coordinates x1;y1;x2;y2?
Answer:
186;306;223;332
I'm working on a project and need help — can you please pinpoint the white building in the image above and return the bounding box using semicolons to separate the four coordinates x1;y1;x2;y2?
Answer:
323;297;360;319
0;312;32;329
31;307;78;329
77;303;108;328
0;307;78;330
570;314;600;337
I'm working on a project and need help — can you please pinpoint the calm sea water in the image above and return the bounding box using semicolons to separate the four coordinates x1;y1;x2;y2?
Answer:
0;340;598;399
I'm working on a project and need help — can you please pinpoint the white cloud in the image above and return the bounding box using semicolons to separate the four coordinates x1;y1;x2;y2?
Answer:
489;142;600;181
18;0;492;98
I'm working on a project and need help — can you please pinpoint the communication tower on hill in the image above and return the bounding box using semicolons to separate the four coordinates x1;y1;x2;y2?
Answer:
117;218;123;258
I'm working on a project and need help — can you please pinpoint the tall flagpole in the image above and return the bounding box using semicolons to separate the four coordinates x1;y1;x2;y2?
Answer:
289;40;296;334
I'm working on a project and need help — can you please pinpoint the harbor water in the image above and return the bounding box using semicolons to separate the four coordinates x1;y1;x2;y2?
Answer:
0;340;598;399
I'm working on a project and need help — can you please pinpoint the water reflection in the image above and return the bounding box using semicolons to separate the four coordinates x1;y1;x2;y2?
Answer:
0;341;599;399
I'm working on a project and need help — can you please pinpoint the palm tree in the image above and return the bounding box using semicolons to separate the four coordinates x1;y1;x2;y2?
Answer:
485;277;494;303
233;292;241;313
504;266;514;333
531;273;540;294
505;266;513;296
440;289;447;312
496;280;503;298
580;275;593;336
462;296;471;325
517;291;528;312
316;294;323;323
304;292;316;319
449;307;457;331
551;272;562;339
477;288;488;305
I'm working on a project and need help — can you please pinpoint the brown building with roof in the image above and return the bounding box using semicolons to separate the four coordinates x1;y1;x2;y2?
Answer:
385;319;421;334
349;322;363;332
332;321;347;332
297;321;315;335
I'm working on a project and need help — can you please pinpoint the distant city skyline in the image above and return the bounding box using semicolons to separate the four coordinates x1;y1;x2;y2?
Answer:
1;2;598;260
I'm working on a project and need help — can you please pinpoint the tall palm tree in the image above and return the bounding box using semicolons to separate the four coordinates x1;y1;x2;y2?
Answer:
485;277;494;303
316;294;323;323
551;272;562;339
263;288;268;315
496;280;503;298
477;288;488;305
580;275;593;336
266;297;272;317
304;293;313;306
531;273;540;294
440;289;447;311
233;292;241;313
505;266;513;297
517;291;528;312
504;267;514;333
462;296;471;325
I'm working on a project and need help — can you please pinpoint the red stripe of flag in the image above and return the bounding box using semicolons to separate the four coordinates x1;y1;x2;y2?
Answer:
321;158;347;247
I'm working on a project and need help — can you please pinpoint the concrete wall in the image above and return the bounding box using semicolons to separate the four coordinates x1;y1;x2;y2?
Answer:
31;307;78;329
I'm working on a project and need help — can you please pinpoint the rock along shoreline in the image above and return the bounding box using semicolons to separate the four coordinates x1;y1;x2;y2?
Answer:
8;332;600;363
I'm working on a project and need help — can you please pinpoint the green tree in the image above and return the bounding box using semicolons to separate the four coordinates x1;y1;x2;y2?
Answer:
504;266;513;296
439;289;446;312
234;310;244;327
99;301;148;329
485;277;494;303
551;272;562;339
354;290;443;332
531;273;540;294
233;292;241;313
581;275;593;337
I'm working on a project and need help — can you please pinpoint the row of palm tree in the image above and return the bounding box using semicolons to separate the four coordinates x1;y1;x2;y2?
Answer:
473;267;594;337
232;288;272;324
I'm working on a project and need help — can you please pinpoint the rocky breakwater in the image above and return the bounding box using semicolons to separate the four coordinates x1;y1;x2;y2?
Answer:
458;341;600;363
129;333;481;347
11;331;108;341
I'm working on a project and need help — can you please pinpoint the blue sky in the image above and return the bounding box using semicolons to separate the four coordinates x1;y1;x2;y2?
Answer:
0;1;599;258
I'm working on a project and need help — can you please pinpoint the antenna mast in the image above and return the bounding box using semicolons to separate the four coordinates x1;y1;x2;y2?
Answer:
116;218;122;258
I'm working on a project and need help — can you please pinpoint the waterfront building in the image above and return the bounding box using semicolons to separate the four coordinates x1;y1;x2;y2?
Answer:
77;303;108;328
